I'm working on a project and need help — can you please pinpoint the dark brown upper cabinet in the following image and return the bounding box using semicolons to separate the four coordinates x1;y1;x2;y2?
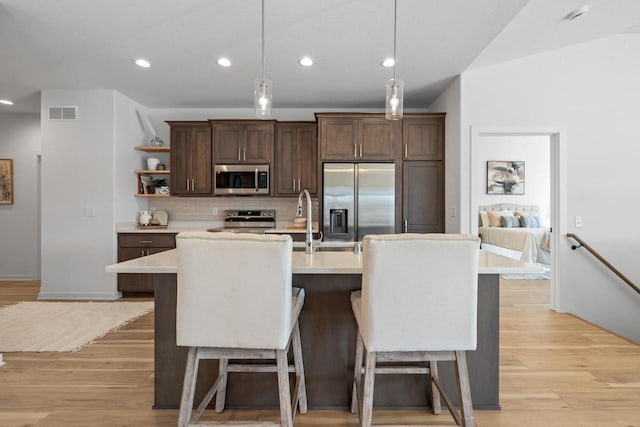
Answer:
168;122;212;196
275;122;317;196
317;113;396;161
211;120;275;164
401;114;445;161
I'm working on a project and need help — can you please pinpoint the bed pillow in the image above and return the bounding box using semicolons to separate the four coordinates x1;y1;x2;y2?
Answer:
501;216;521;228
479;211;490;227
487;211;502;227
487;211;512;227
519;215;542;228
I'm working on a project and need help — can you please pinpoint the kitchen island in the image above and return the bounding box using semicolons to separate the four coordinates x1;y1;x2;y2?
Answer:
107;248;542;411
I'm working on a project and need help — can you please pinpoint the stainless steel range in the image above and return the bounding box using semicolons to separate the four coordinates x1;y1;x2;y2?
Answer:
208;210;276;233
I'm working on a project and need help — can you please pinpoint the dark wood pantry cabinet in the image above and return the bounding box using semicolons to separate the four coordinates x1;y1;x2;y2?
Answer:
402;161;444;233
275;122;317;195
168;122;212;196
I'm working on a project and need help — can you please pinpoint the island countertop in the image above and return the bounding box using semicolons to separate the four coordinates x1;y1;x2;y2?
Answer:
106;247;543;275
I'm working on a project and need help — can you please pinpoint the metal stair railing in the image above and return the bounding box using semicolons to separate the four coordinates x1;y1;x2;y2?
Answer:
567;233;639;295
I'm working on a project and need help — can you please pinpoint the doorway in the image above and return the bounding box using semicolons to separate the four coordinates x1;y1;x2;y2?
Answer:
470;126;567;312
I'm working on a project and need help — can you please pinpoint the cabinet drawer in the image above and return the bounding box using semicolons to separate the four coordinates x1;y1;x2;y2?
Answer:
118;247;173;262
118;233;176;248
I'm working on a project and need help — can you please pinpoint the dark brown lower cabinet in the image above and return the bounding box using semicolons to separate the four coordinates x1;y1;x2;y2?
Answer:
402;161;444;233
117;233;176;293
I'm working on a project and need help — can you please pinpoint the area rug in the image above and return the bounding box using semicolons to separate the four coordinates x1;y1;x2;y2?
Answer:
0;301;153;352
502;263;551;280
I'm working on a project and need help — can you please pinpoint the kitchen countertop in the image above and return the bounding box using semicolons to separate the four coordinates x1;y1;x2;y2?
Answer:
116;221;319;234
106;247;544;275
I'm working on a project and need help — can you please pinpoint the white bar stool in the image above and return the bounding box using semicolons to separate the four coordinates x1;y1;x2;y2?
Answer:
175;231;307;427
350;234;480;427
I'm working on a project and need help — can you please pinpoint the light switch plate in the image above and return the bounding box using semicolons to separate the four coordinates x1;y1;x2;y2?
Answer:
575;216;582;227
84;206;96;217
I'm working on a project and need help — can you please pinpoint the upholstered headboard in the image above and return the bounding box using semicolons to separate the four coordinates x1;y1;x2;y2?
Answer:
478;203;540;215
478;203;541;228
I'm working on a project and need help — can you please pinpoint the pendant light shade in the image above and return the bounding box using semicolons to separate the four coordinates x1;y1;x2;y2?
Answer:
255;78;272;118
385;78;404;120
255;0;272;118
385;0;403;120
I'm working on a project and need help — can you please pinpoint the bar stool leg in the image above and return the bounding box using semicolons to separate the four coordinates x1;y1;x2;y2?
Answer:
360;351;376;427
351;331;364;414
276;349;294;427
178;347;198;427
214;358;229;412
454;351;475;427
292;321;308;414
429;361;442;414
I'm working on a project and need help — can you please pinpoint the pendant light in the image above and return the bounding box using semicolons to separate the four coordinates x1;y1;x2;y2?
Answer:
385;0;403;120
255;0;272;118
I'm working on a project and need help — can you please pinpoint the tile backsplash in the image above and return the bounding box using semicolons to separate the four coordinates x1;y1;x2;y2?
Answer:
149;196;318;222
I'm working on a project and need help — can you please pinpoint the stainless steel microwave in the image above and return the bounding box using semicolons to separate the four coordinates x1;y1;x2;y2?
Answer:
214;164;269;195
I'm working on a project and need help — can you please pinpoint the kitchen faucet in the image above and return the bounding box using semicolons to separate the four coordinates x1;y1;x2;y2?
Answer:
296;189;315;254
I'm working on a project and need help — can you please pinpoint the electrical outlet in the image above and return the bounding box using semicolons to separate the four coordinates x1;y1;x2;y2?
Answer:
212;208;218;215
575;216;583;227
450;207;456;218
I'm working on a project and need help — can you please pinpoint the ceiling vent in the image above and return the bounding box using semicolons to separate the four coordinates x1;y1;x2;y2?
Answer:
48;106;78;121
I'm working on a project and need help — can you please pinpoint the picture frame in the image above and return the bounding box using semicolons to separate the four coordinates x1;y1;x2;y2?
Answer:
0;159;14;205
487;161;525;195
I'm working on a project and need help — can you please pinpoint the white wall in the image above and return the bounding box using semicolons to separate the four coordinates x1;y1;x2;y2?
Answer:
461;34;640;342
114;92;152;224
39;90;118;299
0;114;41;280
429;76;462;232
474;135;550;222
39;90;146;299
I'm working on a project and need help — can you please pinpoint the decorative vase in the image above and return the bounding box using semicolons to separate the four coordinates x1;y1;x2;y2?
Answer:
146;158;160;170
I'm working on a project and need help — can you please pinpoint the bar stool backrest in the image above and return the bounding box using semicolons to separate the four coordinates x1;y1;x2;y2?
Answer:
360;233;480;352
176;231;293;350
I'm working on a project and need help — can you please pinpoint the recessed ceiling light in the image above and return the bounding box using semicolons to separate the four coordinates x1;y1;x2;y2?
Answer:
0;99;13;105
381;58;395;67
135;59;151;68
299;57;314;67
217;57;232;67
565;5;591;21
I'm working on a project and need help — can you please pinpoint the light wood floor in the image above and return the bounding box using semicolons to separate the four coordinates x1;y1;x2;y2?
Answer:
0;280;638;427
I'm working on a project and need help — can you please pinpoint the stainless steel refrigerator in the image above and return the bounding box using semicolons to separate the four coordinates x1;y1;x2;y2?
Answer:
323;163;395;242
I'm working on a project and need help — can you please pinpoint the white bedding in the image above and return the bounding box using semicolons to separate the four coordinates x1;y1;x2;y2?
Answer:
479;226;550;264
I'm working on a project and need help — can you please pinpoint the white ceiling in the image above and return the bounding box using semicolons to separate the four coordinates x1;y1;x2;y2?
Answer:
1;0;639;114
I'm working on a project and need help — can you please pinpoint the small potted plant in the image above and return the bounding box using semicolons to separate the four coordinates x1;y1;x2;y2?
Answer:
153;178;170;195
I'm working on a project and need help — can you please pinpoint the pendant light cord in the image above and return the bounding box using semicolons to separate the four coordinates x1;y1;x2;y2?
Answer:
261;0;265;82
393;0;397;82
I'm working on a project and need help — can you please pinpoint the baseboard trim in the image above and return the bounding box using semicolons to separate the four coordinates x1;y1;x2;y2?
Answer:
0;275;34;280
38;291;123;301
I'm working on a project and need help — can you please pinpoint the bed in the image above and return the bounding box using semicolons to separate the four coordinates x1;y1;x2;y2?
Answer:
478;203;550;265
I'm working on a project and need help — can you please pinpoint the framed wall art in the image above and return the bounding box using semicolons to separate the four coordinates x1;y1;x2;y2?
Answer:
0;159;14;205
487;160;525;195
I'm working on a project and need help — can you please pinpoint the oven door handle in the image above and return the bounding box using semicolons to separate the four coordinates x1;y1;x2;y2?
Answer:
254;168;258;192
